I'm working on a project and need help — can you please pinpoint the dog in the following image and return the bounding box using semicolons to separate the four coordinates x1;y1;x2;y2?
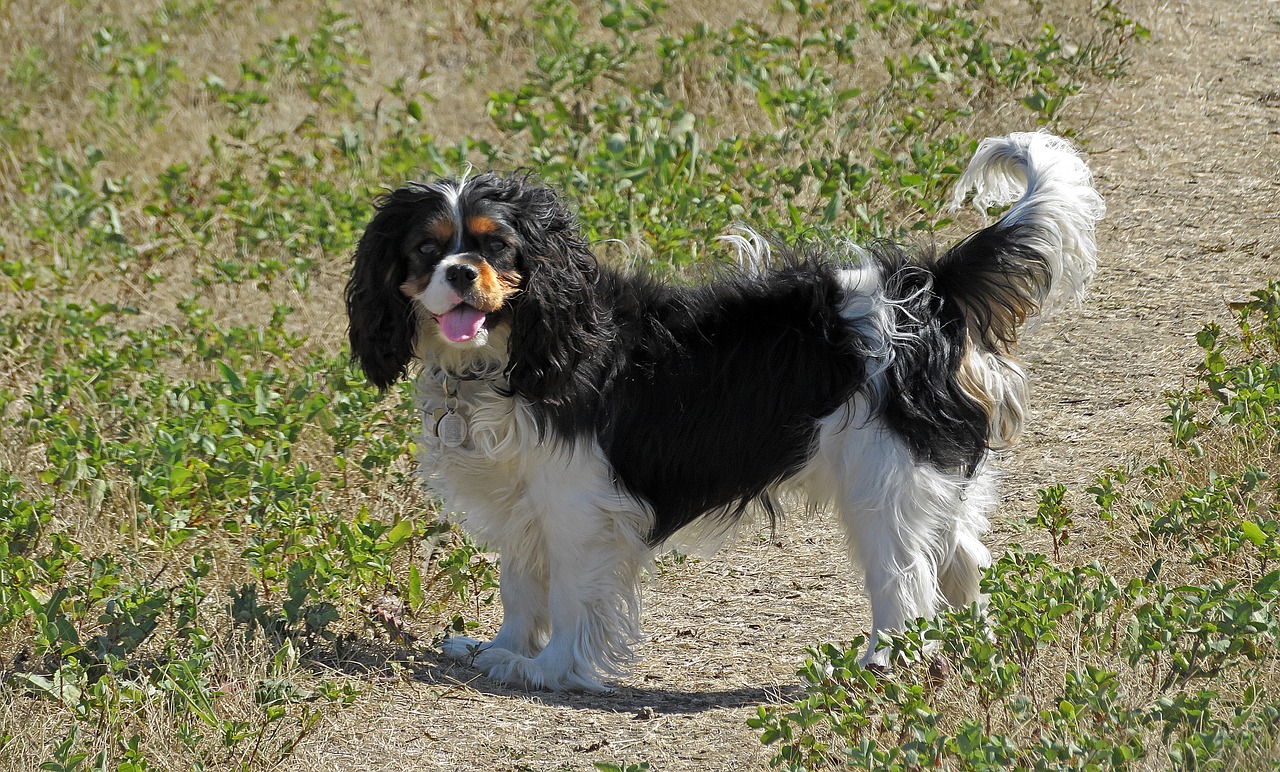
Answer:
345;132;1104;691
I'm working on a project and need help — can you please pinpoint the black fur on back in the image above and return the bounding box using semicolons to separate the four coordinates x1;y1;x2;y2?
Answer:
581;259;876;546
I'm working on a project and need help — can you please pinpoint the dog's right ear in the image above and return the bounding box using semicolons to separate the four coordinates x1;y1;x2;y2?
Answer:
346;186;430;390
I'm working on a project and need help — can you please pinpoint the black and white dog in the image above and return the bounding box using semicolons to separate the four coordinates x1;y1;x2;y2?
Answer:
346;132;1104;691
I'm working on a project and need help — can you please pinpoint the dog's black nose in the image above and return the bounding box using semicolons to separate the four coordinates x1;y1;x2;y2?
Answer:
445;262;479;292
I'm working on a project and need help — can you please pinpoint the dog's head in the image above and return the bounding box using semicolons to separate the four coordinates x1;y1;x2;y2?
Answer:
346;173;602;395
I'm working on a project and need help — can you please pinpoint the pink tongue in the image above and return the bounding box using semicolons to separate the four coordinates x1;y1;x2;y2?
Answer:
439;305;487;342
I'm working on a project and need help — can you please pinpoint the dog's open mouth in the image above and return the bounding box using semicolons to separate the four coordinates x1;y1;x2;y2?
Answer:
434;304;488;343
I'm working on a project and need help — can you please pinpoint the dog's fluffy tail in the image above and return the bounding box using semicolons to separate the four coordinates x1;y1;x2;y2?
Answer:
937;131;1105;351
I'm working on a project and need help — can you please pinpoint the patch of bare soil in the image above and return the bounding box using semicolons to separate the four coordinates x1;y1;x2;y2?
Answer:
292;1;1280;768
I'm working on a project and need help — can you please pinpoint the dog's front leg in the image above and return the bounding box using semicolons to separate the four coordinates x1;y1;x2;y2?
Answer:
463;454;651;692
480;515;648;691
441;544;550;663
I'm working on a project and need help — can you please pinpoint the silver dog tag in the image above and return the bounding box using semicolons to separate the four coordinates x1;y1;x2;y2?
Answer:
435;410;467;448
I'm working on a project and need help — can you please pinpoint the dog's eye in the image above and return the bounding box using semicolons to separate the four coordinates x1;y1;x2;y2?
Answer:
417;241;440;256
486;237;509;254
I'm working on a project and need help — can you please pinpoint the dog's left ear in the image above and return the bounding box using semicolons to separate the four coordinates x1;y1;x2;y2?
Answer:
503;182;610;424
346;186;429;390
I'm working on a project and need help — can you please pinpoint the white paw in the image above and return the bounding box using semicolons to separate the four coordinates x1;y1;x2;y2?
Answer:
859;645;892;670
441;636;487;662
858;630;941;670
464;647;610;693
441;637;613;692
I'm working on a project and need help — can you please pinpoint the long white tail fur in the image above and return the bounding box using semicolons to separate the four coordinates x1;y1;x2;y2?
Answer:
950;131;1106;322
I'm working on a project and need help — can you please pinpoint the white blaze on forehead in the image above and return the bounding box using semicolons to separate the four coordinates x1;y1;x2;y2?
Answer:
442;180;463;253
445;168;477;253
416;178;465;252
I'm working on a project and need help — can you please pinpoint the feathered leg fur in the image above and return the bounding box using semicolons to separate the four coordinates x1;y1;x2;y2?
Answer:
441;442;651;692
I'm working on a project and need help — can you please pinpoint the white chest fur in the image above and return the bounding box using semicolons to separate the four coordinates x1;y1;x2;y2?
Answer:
413;368;538;541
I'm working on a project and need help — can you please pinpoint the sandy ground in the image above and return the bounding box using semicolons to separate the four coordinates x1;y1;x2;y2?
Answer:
292;0;1280;768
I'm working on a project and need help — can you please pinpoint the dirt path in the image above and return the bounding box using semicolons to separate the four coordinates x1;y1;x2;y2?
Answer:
296;2;1279;768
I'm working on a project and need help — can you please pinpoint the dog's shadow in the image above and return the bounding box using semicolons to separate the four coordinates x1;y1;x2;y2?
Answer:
319;640;802;713
417;662;805;714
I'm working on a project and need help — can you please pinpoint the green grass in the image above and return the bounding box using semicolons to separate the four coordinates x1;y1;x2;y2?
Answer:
0;0;1211;769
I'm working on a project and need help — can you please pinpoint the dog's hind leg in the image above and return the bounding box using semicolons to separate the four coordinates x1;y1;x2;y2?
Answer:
937;468;995;611
829;422;982;667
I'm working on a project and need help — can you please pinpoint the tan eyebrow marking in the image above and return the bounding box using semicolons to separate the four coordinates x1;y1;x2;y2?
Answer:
428;219;454;243
467;216;499;236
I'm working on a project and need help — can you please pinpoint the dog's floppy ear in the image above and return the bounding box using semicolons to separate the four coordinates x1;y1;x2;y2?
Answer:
346;186;429;390
503;181;610;428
